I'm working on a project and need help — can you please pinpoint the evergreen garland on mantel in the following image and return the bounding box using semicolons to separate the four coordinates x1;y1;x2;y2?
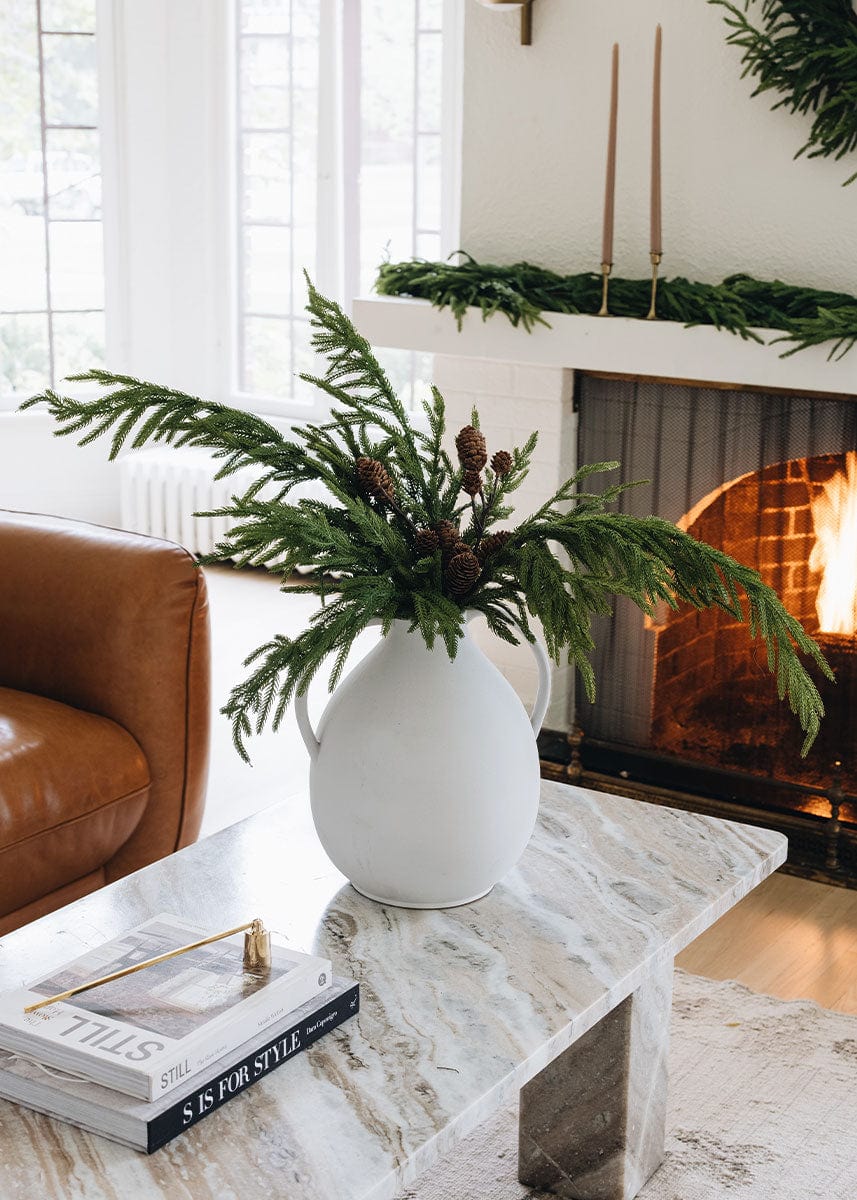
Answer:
375;256;857;361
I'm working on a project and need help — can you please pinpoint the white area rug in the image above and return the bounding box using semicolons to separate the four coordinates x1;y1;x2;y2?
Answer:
400;971;857;1200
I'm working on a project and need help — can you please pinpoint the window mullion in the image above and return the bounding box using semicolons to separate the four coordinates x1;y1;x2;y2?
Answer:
440;0;463;256
315;0;344;304
34;0;56;387
341;0;361;312
411;1;420;260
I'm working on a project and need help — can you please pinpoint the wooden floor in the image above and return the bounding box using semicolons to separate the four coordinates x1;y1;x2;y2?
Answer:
677;870;857;1014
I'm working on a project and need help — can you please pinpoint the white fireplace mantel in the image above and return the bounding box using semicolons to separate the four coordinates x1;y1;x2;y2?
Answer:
353;296;857;397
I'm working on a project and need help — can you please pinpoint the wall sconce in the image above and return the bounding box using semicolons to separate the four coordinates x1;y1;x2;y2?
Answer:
475;0;537;47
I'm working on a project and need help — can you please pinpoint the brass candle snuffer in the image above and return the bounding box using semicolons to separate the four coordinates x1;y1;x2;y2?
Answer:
23;918;273;1014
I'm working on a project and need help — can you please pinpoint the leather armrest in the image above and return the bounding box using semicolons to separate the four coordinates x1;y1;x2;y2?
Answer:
0;510;210;876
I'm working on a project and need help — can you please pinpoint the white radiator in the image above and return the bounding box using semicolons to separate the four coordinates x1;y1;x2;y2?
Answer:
119;447;263;556
119;446;330;559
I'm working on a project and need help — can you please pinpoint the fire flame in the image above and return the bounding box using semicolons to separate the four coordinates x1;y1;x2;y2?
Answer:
809;451;857;635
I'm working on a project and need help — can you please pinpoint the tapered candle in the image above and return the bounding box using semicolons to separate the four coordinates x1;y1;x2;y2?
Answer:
601;43;619;266
650;24;663;256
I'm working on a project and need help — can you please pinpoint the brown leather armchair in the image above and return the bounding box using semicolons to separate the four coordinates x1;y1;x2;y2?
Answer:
0;511;210;934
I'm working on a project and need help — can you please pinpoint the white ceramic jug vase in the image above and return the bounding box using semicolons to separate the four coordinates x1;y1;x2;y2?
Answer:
295;612;551;909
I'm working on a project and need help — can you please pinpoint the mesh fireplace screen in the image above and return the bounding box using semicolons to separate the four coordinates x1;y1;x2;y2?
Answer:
576;375;857;800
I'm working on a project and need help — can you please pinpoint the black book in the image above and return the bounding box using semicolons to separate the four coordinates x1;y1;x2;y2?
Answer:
0;978;359;1153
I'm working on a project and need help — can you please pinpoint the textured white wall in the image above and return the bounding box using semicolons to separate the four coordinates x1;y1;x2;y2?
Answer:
460;0;856;293
0;413;123;526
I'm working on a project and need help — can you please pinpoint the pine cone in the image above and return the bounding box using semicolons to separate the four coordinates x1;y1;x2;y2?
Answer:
491;450;512;477
441;538;470;568
462;470;483;497
445;549;481;597
455;425;488;472
415;528;440;557
433;520;461;551
356;456;394;503
478;530;511;564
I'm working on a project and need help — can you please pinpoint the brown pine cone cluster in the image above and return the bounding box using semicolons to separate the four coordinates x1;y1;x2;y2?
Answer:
433;520;461;553
355;434;510;603
454;425;512;499
445;548;481;597
478;530;511;564
422;517;483;596
356;456;395;503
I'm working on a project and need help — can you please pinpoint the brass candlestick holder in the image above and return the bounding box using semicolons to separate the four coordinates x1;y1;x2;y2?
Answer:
597;262;612;316
646;252;662;320
24;918;273;1014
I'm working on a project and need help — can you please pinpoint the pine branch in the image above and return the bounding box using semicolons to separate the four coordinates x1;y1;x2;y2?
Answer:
300;275;430;503
709;0;857;184
223;584;399;761
511;508;830;753
21;369;311;485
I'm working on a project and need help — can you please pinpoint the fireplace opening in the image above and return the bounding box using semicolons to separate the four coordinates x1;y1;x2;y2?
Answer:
545;375;857;882
650;452;857;821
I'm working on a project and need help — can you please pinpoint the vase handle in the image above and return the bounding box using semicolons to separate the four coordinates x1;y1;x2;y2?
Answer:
294;688;320;763
517;621;552;736
294;618;384;763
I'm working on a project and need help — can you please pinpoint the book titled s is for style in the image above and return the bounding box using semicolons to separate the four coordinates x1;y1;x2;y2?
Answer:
0;978;359;1152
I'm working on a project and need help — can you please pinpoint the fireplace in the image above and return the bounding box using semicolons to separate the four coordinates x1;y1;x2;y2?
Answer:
650;451;857;799
564;375;857;882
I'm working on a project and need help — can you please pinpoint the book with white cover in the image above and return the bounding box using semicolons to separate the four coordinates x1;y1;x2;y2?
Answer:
0;914;332;1101
0;978;359;1152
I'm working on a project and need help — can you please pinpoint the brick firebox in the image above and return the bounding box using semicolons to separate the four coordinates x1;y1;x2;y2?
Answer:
650;453;855;798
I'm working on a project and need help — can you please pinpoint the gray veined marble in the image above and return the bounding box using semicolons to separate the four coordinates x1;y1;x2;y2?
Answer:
519;957;673;1200
0;781;786;1200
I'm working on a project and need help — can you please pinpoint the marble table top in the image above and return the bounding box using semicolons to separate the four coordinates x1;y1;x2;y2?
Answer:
0;781;786;1200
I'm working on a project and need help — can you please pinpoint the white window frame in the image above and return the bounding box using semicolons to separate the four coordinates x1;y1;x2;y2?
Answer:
98;0;462;424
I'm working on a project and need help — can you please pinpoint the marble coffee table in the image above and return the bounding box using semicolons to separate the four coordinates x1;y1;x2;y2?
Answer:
0;780;785;1200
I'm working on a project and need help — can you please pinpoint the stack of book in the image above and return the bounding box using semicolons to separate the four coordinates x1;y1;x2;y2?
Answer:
0;914;358;1152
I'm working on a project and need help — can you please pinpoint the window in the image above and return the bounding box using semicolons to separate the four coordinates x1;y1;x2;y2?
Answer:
235;0;455;414
0;0;105;399
0;1;458;410
235;0;321;403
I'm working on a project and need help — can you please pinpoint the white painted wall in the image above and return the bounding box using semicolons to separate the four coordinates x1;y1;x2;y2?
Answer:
460;0;857;293
0;413;123;526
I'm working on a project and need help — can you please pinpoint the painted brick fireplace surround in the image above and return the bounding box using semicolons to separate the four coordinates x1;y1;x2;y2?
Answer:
355;296;857;881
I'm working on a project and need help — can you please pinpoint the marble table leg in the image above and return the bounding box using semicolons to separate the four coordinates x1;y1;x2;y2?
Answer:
518;958;674;1200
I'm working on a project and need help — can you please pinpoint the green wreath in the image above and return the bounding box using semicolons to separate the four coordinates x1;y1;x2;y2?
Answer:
710;0;857;184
